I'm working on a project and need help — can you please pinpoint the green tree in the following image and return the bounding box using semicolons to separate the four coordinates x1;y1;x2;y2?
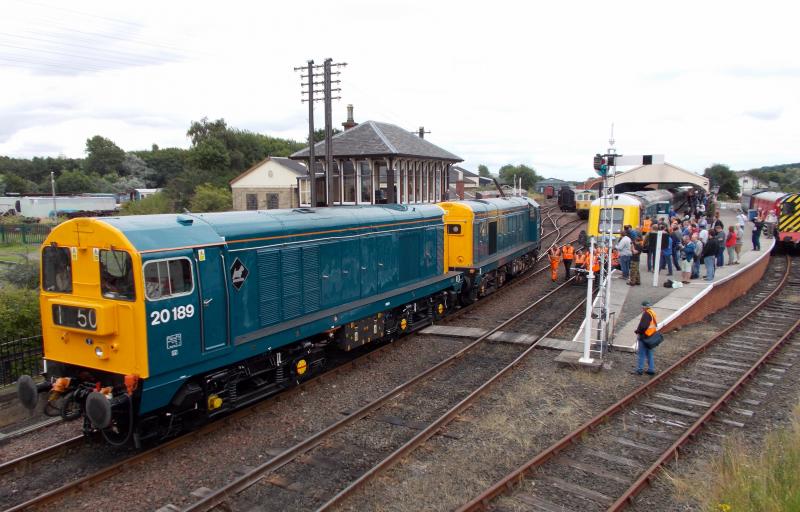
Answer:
84;136;125;175
2;173;38;194
313;128;342;143
189;183;231;212
134;147;188;187
187;117;229;146
120;192;175;215
478;164;490;178
498;164;542;190
189;138;231;172
56;169;96;194
703;163;740;198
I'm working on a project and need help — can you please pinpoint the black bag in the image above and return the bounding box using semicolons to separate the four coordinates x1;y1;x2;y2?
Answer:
643;332;664;349
663;279;673;288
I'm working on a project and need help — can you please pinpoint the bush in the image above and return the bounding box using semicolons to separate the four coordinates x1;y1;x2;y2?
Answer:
120;192;175;215
189;183;232;212
0;287;40;340
4;262;39;289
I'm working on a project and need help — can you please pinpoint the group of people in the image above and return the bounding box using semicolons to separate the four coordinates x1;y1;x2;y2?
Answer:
547;241;602;283
634;206;770;283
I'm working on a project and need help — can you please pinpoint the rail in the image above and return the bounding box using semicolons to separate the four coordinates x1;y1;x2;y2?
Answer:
458;254;794;511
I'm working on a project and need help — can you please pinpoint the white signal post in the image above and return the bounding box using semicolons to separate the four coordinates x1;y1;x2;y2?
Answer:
579;237;596;364
652;228;663;287
581;135;665;366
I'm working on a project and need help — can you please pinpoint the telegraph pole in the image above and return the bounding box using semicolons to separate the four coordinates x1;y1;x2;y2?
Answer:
295;60;322;207
296;58;345;207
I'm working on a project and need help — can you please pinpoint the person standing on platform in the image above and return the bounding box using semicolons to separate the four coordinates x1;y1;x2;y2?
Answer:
670;226;683;271
561;243;574;281
691;233;703;279
713;211;724;230
765;210;778;238
737;209;748;229
702;231;719;281
628;236;642;286
548;245;561;282
714;225;726;268
642;216;652;237
617;230;632;281
734;223;744;263
660;227;674;276
633;300;658;375
680;234;694;284
752;215;763;251
646;228;658;272
725;226;737;265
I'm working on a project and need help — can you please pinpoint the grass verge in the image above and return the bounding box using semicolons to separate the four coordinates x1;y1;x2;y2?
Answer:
698;404;800;511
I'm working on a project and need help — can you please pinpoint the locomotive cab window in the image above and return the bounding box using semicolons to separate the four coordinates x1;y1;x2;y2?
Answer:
143;258;193;301
42;246;72;293
100;250;135;301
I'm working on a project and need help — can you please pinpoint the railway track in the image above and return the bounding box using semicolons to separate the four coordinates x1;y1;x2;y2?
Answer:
459;254;799;512
1;211;584;511
178;258;589;511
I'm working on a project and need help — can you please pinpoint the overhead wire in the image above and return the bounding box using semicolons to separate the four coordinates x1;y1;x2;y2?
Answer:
0;31;180;66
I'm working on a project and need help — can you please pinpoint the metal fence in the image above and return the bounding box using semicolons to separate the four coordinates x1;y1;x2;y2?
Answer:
0;224;51;245
0;335;43;387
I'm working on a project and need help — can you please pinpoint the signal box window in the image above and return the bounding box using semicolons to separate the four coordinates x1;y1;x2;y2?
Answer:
100;250;135;301
245;193;258;210
42;246;72;293
266;193;279;210
144;258;193;301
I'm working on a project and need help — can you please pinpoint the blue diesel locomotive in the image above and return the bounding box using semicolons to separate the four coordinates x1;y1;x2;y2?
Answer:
20;198;540;444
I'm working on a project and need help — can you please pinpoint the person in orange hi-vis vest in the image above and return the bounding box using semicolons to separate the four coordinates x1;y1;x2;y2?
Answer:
633;300;659;375
642;216;652;234
548;245;561;282
561;243;574;281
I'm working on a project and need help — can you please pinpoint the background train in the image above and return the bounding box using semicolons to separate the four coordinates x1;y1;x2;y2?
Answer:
557;187;597;219
741;190;800;248
556;186;575;212
19;198;542;445
586;188;688;237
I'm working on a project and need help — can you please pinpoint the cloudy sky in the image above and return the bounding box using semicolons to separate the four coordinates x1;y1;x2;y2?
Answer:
1;0;798;181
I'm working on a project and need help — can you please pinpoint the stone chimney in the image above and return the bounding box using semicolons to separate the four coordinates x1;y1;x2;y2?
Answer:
342;104;358;130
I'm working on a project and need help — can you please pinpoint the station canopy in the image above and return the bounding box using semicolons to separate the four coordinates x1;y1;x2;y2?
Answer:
611;162;709;193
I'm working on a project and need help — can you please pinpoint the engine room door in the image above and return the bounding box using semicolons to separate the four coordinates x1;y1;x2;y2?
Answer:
195;246;230;351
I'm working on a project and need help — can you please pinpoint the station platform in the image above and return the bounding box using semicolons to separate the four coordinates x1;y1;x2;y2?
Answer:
551;206;775;364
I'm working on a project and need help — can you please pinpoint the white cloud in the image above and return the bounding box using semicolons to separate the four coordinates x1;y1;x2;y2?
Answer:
0;0;798;180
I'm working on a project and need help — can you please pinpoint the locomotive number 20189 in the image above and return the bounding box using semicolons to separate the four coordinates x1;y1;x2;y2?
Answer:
150;305;195;325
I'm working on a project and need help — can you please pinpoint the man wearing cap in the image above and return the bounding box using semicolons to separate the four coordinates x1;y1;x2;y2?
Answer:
633;300;658;375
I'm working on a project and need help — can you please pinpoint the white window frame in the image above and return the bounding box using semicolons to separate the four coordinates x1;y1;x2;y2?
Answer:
143;256;195;302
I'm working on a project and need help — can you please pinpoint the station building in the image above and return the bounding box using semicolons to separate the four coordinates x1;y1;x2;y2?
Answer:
290;120;462;206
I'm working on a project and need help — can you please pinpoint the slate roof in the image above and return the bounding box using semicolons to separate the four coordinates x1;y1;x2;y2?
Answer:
290;120;462;162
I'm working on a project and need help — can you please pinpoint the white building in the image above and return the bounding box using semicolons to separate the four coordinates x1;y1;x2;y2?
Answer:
229;157;309;210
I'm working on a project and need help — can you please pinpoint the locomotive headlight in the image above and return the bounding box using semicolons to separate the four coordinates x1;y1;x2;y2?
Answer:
94;346;104;358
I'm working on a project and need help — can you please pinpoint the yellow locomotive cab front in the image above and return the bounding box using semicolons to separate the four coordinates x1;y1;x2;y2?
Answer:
439;202;475;269
40;218;149;378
